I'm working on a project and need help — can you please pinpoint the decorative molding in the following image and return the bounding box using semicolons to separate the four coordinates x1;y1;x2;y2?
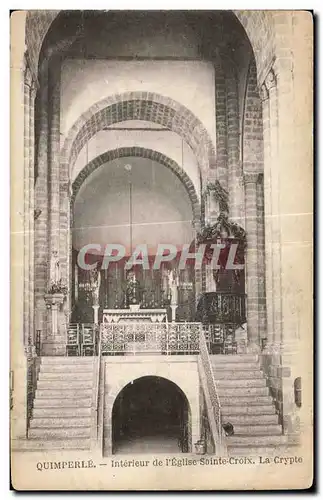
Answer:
243;172;261;185
259;83;269;103
265;68;277;90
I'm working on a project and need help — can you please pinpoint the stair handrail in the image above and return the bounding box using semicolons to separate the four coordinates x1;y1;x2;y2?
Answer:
199;329;227;454
91;325;101;449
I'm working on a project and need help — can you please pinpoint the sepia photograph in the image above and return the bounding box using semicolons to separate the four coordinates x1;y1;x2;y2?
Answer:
10;9;313;490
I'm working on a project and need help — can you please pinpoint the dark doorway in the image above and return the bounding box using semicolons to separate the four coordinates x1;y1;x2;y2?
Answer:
112;376;190;454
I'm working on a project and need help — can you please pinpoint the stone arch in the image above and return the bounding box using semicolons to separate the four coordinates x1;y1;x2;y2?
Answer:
108;374;192;425
25;10;274;85
71;147;201;224
60;91;216;184
110;375;192;453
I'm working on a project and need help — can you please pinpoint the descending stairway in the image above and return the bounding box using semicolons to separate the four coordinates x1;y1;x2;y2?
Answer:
210;354;288;456
27;357;96;450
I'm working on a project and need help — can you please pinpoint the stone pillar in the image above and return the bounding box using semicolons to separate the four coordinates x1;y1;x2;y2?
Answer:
48;58;61;279
34;59;49;338
257;173;267;343
243;172;260;348
226;71;243;226
259;82;274;346
214;62;228;191
266;68;283;348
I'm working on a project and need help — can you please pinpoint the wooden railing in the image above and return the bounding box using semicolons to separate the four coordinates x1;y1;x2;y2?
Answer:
198;330;227;455
99;322;201;355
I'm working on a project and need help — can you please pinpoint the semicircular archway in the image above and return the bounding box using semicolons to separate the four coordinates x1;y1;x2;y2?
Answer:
71;147;201;225
61;91;215;183
111;376;191;455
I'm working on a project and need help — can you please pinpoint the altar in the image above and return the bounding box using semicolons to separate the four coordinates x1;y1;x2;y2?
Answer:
102;307;167;324
101;307;167;354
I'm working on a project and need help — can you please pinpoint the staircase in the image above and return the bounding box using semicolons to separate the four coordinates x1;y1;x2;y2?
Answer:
210;354;288;456
27;357;96;450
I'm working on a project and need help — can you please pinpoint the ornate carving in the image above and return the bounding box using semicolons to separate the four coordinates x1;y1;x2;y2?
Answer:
196;292;247;326
243;172;260;185
265;68;277;90
259;83;269;102
34;208;42;220
203;180;229;214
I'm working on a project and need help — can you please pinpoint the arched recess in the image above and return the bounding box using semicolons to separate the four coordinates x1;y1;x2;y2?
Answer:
71;147;201;225
60;91;216;185
111;376;192;454
69;147;202;321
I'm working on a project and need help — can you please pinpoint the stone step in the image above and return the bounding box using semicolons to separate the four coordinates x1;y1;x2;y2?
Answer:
222;405;276;416
226;435;288;447
29;427;91;439
39;364;94;373
223;413;279;425
216;378;267;388
41;346;66;356
33;398;92;408
36;388;93;398
219;395;272;405
38;372;93;381
227;446;287;457
33;407;91;418
230;424;282;436
13;438;91;451
212;362;260;371
210;354;259;363
41;356;95;364
37;380;93;389
30;417;91;428
214;370;264;380
218;387;269;397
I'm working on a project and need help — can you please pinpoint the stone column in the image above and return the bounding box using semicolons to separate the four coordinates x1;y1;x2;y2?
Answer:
226;71;243;226
34;59;49;338
256;173;267;343
259;82;274;347
266;68;283;348
48;57;61;280
243;172;260;348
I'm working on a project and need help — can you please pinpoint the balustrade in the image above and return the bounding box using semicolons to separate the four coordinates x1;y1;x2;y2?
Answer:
99;322;201;355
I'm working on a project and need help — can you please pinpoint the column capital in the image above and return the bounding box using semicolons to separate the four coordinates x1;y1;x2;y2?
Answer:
257;172;264;184
243;172;261;186
259;83;269;102
265;68;277;90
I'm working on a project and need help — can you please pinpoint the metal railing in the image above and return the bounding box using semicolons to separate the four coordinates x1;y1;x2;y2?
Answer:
198;330;227;455
99;322;201;355
203;324;238;354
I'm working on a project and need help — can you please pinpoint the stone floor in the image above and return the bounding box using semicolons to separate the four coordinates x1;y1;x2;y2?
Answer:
113;434;181;455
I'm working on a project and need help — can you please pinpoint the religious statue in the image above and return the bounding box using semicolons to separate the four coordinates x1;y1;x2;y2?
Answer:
169;269;179;306
89;266;101;306
125;270;142;306
50;251;61;284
